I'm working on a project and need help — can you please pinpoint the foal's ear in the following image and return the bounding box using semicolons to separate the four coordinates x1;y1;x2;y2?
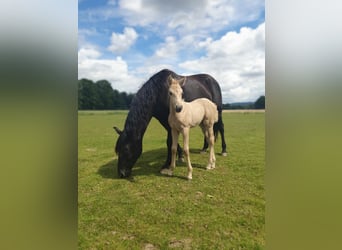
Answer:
113;126;123;135
167;75;174;86
179;77;186;87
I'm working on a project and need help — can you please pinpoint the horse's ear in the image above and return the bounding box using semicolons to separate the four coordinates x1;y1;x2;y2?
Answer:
179;77;186;87
113;126;123;135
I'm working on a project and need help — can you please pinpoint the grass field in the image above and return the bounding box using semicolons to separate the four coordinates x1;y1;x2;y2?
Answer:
78;111;265;249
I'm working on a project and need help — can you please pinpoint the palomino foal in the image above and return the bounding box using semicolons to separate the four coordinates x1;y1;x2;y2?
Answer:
161;76;218;180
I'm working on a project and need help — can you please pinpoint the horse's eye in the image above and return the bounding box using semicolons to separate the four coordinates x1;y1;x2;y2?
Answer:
169;92;172;96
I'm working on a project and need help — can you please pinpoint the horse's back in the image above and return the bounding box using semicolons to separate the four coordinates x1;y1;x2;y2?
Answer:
182;74;222;109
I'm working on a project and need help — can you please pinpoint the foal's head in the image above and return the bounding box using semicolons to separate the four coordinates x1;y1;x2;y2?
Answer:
168;76;186;113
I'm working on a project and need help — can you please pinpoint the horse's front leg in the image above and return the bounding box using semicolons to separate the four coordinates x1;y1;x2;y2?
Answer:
161;128;183;170
161;129;178;176
182;128;193;180
161;129;172;170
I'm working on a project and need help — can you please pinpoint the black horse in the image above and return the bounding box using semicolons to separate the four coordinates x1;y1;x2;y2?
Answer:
114;69;227;178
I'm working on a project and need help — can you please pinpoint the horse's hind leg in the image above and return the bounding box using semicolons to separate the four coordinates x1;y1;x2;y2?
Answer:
201;122;218;154
200;136;208;154
218;113;227;156
177;144;184;162
200;124;210;154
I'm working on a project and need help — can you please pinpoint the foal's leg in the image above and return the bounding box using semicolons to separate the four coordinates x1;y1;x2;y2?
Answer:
182;127;193;180
170;129;179;174
206;126;216;170
200;121;218;154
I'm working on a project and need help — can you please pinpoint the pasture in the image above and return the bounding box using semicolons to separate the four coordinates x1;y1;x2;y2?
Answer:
78;111;265;249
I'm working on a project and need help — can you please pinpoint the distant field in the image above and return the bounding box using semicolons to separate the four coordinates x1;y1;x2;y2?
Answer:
78;111;265;249
222;109;265;113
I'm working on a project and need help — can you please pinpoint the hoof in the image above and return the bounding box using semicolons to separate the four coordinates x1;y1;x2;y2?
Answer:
178;157;185;163
187;175;192;180
160;168;173;176
206;164;215;170
221;152;228;157
200;150;207;154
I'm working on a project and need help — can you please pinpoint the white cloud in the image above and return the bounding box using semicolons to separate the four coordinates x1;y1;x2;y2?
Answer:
155;36;178;59
78;47;142;93
180;22;265;103
78;22;265;102
78;47;101;61
134;34;198;75
118;0;264;37
78;1;265;102
119;0;207;28
108;27;138;54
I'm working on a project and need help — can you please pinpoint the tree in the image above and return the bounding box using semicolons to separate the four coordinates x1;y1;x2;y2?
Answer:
78;79;99;110
78;78;134;110
222;103;231;109
254;95;265;109
95;80;114;109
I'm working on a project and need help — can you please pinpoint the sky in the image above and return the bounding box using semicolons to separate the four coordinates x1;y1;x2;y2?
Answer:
78;0;265;103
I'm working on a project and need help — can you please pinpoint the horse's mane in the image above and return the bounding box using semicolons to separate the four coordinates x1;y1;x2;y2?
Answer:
124;69;172;136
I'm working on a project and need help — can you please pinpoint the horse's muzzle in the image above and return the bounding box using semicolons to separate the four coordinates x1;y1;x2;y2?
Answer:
175;105;183;113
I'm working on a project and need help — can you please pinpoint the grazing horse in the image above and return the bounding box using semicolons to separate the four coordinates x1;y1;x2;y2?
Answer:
114;69;227;178
161;76;218;180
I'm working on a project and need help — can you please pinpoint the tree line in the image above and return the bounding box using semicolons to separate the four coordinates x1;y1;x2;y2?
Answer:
78;79;134;110
78;78;265;110
222;96;265;110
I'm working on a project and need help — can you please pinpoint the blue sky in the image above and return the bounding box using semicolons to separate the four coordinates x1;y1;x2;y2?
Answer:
78;0;265;103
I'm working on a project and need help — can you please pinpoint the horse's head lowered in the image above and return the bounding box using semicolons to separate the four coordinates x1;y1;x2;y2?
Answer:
114;126;142;178
168;76;186;113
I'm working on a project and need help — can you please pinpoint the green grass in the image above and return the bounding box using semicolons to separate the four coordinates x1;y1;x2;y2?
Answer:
78;111;265;249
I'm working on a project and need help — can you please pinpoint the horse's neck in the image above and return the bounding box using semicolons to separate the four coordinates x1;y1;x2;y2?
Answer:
125;108;153;140
124;92;157;140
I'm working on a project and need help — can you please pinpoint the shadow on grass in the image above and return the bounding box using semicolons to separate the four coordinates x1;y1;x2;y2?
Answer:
97;148;164;180
98;148;207;180
97;159;118;179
